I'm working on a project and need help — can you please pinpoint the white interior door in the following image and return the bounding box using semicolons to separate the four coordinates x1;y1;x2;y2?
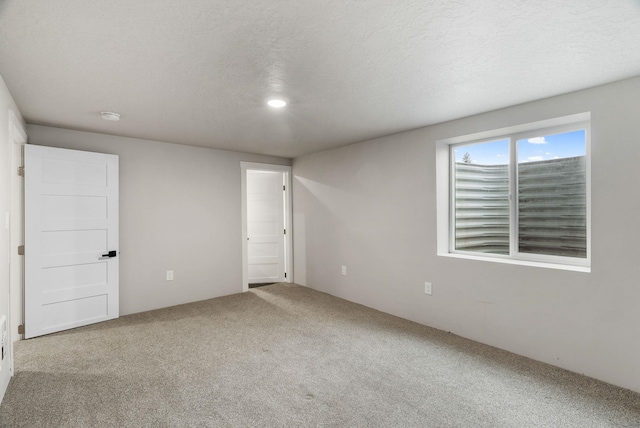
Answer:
24;145;119;339
247;171;285;284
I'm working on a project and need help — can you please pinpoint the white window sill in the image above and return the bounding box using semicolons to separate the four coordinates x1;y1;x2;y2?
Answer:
438;252;591;273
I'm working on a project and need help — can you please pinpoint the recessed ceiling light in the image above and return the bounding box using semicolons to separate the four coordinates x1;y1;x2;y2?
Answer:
267;99;287;108
101;111;120;121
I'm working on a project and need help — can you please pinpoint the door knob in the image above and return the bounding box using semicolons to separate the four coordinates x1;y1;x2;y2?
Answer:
99;250;117;260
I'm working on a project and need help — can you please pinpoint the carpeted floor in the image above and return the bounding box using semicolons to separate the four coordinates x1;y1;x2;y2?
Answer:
1;283;639;427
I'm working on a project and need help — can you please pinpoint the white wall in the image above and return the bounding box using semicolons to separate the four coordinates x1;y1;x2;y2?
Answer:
27;125;290;315
0;76;25;403
292;76;640;393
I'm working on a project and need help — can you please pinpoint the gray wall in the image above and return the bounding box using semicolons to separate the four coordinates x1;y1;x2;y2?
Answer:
292;76;640;393
27;125;290;315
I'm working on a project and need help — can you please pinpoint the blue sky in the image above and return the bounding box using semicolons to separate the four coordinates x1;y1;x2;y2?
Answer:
454;130;586;165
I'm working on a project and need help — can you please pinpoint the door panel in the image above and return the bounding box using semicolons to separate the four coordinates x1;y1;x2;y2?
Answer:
24;145;119;339
247;171;285;283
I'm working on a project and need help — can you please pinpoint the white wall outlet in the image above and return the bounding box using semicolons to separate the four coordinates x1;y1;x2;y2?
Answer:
0;316;6;369
166;270;174;281
341;266;347;276
424;282;432;295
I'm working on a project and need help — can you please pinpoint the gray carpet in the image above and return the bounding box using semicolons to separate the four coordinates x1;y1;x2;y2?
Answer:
1;283;639;427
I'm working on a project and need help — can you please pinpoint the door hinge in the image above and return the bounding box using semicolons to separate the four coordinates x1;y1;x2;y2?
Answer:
18;324;24;335
283;185;285;191
17;166;24;176
284;229;286;235
18;245;24;255
284;272;287;278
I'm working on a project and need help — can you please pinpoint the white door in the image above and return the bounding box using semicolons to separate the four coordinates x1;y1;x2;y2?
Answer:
247;171;285;284
24;145;119;339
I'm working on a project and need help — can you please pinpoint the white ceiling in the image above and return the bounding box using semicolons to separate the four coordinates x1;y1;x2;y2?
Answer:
1;1;640;158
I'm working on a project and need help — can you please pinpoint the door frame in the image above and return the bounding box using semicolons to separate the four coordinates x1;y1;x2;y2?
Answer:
8;110;26;373
241;162;292;292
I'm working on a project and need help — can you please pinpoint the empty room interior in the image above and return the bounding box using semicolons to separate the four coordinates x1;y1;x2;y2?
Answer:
1;1;640;426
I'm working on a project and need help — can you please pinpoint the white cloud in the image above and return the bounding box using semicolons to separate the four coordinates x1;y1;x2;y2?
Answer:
527;156;544;162
528;137;547;144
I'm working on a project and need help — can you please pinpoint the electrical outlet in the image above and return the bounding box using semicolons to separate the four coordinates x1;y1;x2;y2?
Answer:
424;282;432;295
166;270;174;281
0;316;6;370
341;266;347;276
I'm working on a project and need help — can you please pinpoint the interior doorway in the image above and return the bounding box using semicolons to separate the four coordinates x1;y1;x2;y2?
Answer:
241;163;292;292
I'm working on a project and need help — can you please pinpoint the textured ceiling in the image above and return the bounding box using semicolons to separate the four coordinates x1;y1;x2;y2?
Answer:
1;1;640;158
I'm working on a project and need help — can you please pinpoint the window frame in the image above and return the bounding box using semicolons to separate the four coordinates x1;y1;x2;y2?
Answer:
437;113;591;272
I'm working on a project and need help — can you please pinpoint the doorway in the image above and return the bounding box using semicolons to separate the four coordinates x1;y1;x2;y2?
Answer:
241;163;292;292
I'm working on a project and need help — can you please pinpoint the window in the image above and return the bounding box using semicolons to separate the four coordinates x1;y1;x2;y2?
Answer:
437;113;590;270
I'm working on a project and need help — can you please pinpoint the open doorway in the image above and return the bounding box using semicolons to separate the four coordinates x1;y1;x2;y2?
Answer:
241;162;292;292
